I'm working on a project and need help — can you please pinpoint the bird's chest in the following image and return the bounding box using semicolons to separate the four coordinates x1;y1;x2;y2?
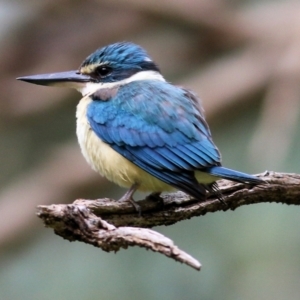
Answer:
75;96;138;187
75;95;175;192
76;96;110;174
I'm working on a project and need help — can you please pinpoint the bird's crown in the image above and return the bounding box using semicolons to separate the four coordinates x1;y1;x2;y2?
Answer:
79;42;160;83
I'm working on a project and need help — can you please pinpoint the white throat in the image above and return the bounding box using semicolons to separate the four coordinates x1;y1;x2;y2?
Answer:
77;70;165;96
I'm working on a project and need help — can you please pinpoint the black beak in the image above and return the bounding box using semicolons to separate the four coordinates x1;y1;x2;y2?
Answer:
17;70;92;88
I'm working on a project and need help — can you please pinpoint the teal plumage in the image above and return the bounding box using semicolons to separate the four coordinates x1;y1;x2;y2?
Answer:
86;79;259;199
17;41;264;204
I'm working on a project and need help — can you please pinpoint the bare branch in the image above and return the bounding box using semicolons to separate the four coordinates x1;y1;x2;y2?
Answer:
36;172;300;270
37;204;201;271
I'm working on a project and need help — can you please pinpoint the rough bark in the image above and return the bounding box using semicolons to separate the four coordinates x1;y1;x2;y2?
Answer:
37;172;300;270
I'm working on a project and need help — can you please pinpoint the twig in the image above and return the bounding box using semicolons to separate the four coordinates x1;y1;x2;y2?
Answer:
36;171;300;270
37;203;201;270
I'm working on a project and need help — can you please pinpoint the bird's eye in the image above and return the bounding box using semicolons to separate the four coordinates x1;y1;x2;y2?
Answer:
95;65;112;78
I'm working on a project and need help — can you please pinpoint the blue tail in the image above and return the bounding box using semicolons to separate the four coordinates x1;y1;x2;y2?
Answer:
206;166;263;184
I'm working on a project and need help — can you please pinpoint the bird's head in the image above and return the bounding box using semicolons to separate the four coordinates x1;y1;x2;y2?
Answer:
17;42;162;95
80;42;160;82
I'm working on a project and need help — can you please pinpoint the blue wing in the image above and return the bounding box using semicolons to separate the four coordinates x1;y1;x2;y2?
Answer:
87;80;221;198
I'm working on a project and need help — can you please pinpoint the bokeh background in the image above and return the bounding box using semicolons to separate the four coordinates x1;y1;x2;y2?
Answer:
1;0;300;299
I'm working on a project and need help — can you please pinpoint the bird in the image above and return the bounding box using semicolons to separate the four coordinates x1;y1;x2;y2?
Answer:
17;41;263;209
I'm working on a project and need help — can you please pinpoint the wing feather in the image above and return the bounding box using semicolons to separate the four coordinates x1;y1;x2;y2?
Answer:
87;79;221;196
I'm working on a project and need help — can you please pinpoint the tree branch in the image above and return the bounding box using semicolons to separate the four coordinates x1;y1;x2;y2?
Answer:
36;172;300;270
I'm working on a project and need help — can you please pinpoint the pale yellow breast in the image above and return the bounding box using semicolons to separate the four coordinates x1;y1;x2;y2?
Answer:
75;96;174;192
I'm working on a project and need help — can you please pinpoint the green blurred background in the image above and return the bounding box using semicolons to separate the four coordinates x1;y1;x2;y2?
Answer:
0;0;300;299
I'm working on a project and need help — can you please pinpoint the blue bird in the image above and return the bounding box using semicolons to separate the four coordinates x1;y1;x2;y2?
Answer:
17;42;263;208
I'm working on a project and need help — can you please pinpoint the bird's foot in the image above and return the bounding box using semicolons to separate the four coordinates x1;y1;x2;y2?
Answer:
118;184;141;216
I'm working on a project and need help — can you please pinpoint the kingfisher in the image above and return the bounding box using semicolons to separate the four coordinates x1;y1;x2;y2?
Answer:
17;42;263;208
